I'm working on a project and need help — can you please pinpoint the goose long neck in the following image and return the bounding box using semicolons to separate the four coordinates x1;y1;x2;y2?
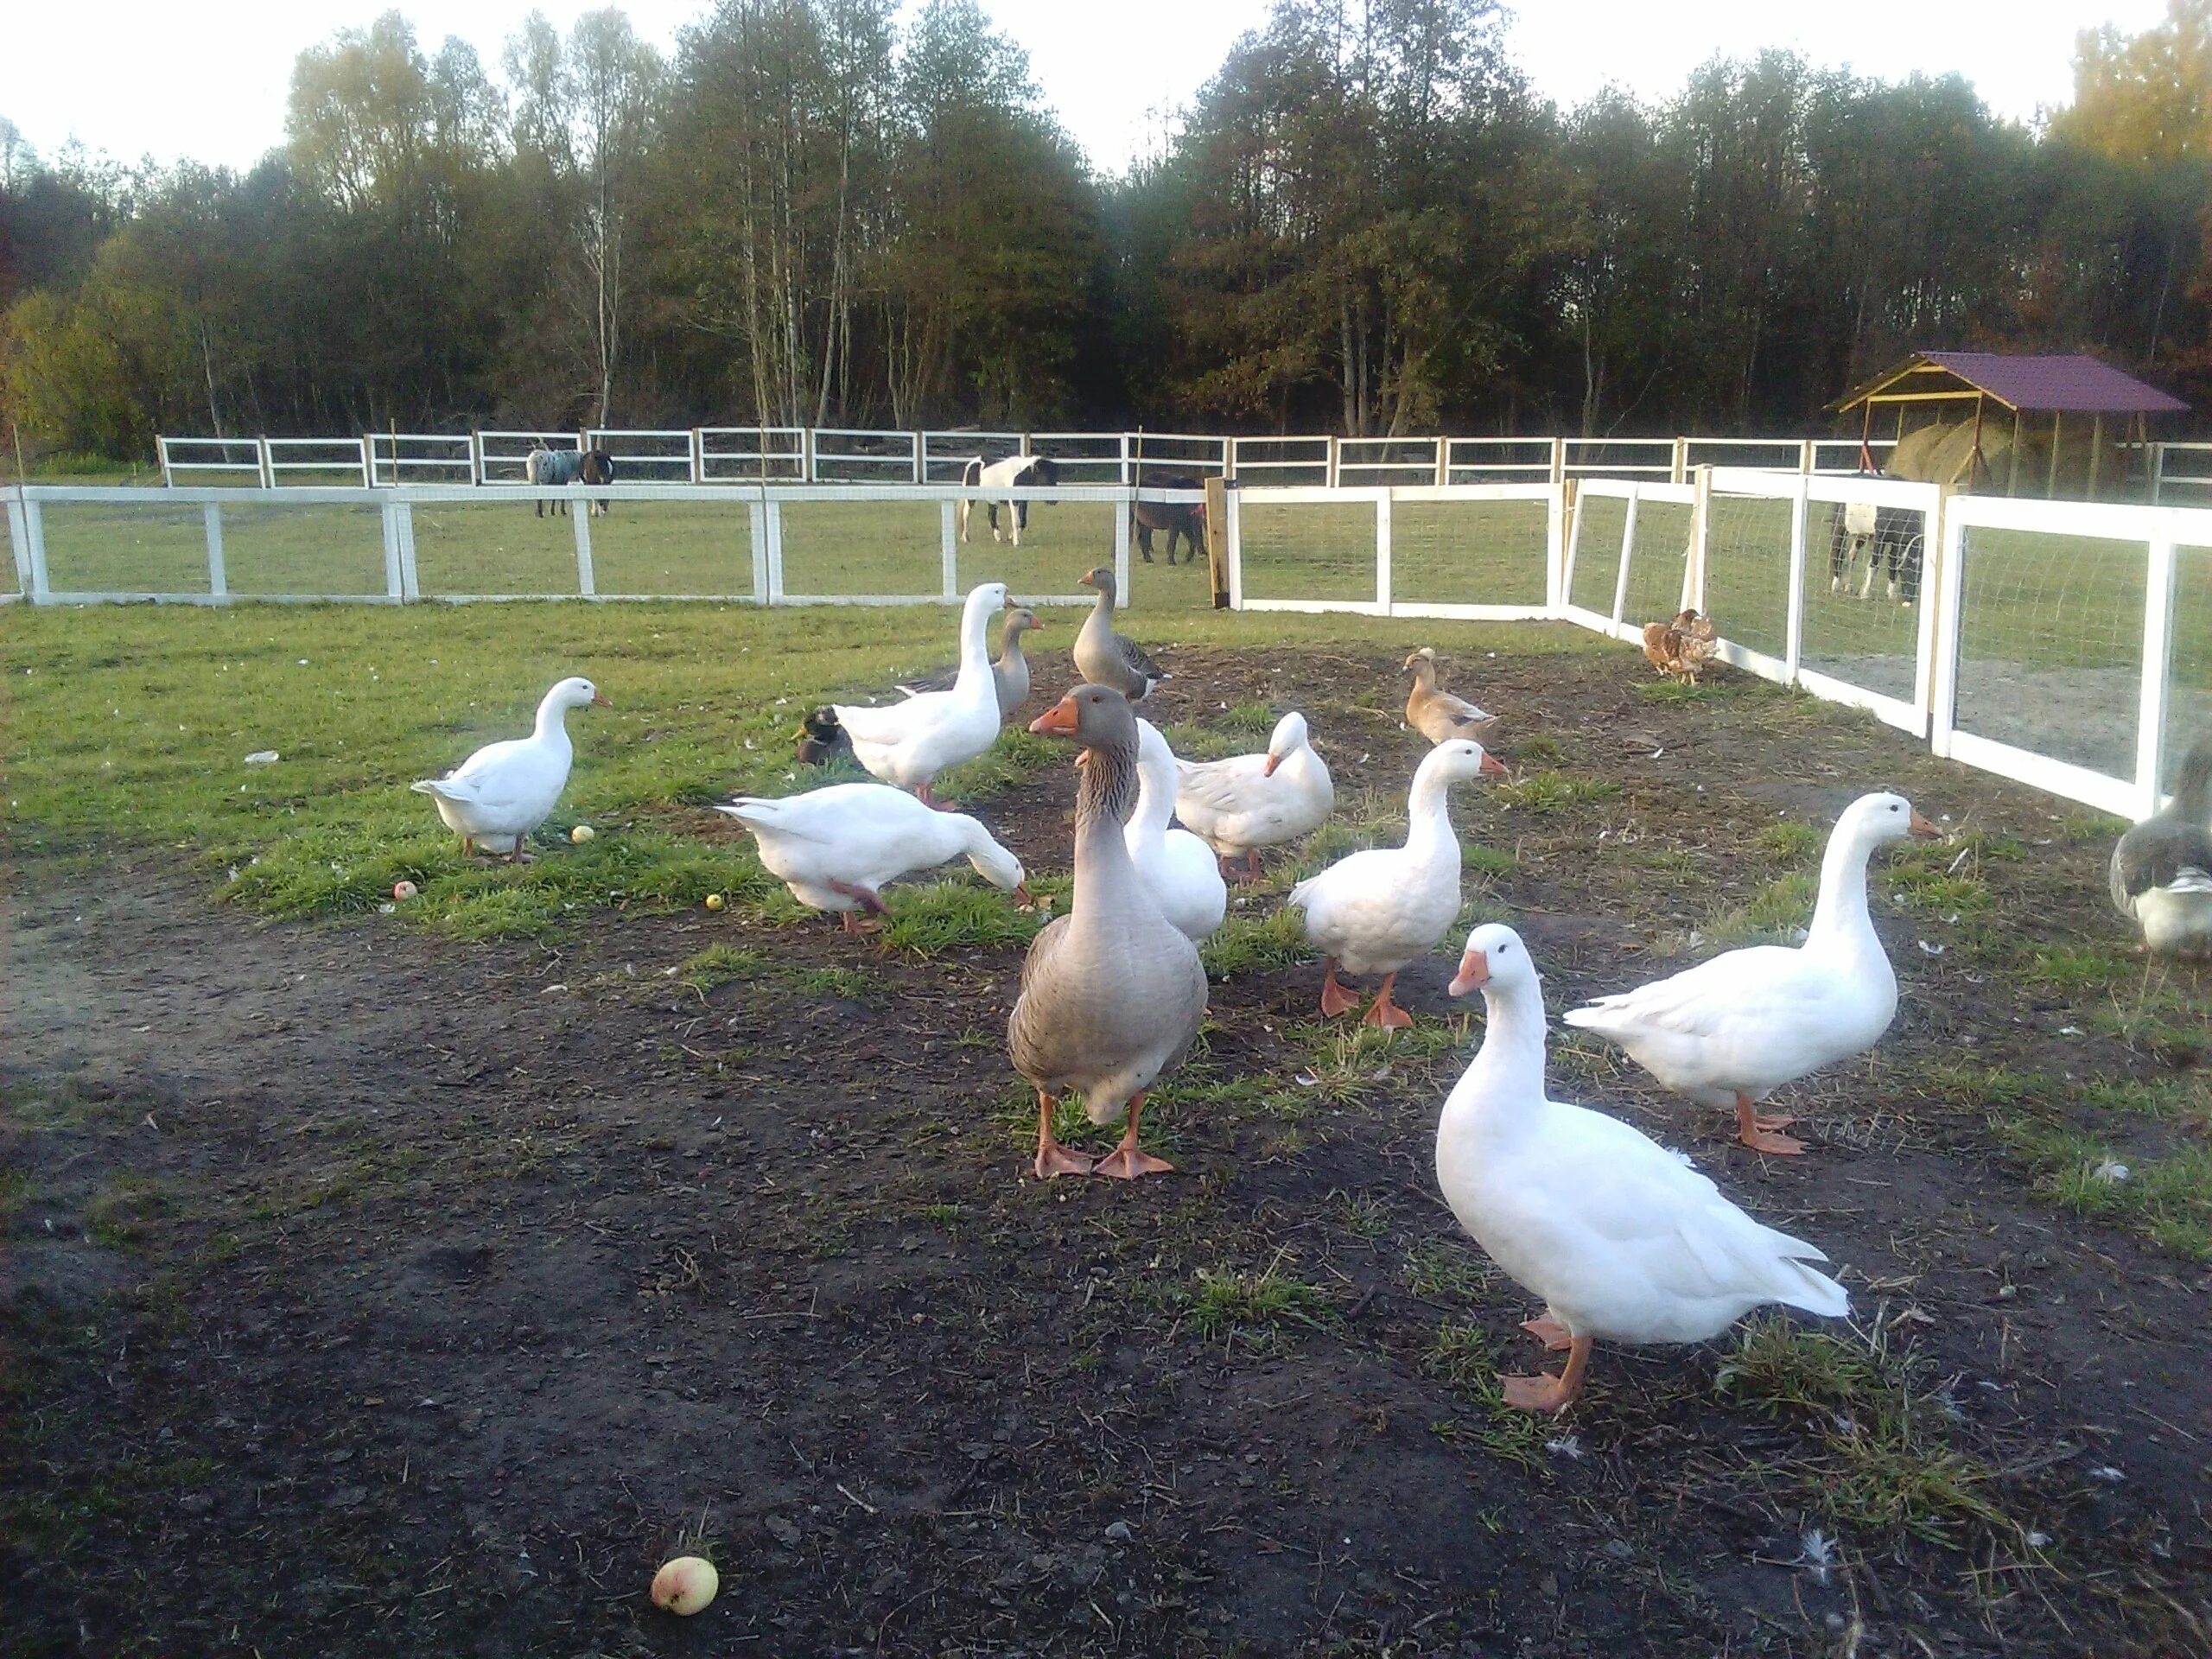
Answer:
1088;582;1116;627
1805;821;1878;950
2174;739;2212;820
1446;976;1549;1134
1074;735;1144;900
998;619;1028;667
532;695;575;745
1130;744;1174;842
1410;658;1436;693
1403;763;1459;859
954;600;996;690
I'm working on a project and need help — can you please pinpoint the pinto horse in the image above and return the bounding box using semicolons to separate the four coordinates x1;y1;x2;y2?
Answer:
1827;497;1923;605
957;454;1061;545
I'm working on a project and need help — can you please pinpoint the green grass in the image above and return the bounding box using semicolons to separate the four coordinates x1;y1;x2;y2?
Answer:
1491;769;1620;815
1699;870;1817;948
1181;1256;1332;1344
1995;1120;2212;1258
1199;908;1312;977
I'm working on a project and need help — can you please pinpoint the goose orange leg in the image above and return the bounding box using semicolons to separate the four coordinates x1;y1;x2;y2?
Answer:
1734;1091;1804;1156
914;782;958;812
1520;1316;1573;1352
1318;958;1360;1018
1033;1090;1092;1179
1093;1092;1173;1179
1362;972;1413;1031
1500;1334;1592;1414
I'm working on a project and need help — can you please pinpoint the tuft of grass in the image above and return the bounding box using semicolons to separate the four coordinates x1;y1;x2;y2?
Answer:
1422;1321;1548;1465
795;964;883;1001
1402;1236;1493;1302
1492;770;1620;815
1994;1119;2212;1258
1183;1255;1332;1344
1755;820;1821;864
1200;907;1312;977
937;728;1063;802
1632;677;1709;702
1700;870;1815;948
2022;944;2134;995
1461;842;1516;878
678;944;764;992
880;880;1043;956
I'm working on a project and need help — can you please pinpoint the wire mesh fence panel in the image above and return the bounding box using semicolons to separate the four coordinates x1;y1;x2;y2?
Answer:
411;501;582;596
1701;494;1791;660
1619;499;1693;626
956;498;1116;599
1798;499;1927;702
41;502;210;593
1122;498;1216;615
219;503;386;595
781;499;940;595
2165;544;2212;793
1239;500;1375;603
1390;499;1548;607
587;502;753;596
1953;525;2146;775
1567;493;1626;615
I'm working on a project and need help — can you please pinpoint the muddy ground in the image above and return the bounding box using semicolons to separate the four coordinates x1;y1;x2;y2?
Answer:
3;642;2209;1657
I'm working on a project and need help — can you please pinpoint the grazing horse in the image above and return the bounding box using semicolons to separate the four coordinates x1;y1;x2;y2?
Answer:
526;445;618;517
1133;472;1207;566
957;454;1061;545
1827;498;1923;605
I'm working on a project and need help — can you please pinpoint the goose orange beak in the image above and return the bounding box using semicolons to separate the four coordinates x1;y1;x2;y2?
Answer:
1478;751;1505;776
1448;948;1490;998
592;691;613;707
1909;810;1941;839
1077;570;1097;588
1262;753;1283;778
1029;696;1080;738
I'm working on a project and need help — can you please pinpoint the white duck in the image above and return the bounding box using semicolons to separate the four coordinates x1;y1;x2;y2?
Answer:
410;675;609;860
1435;923;1849;1414
1173;710;1334;883
1128;720;1228;943
1287;739;1503;1027
829;582;1009;805
2110;734;2212;958
1563;792;1939;1155
715;784;1030;931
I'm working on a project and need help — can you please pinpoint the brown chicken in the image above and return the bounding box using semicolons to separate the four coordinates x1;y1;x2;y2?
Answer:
1641;608;1718;684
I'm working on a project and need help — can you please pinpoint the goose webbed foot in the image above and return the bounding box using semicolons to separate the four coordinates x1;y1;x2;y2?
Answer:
1499;1336;1592;1414
1520;1316;1573;1353
1318;959;1359;1019
1033;1090;1092;1179
1362;973;1412;1031
1090;1094;1173;1179
1734;1094;1804;1156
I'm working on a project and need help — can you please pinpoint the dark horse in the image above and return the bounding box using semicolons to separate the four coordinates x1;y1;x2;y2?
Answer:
1827;495;1923;605
526;445;618;517
1133;471;1208;566
957;454;1062;546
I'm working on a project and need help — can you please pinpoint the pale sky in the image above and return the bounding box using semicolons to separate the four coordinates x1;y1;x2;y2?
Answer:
2;1;2171;180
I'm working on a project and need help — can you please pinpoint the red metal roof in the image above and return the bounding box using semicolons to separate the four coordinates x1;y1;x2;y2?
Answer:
1847;351;2188;415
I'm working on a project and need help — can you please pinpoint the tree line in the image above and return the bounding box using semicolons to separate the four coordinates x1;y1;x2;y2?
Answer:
3;0;2207;461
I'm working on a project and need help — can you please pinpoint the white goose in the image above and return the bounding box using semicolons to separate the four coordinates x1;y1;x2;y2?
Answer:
1173;710;1334;883
1436;923;1849;1414
715;784;1030;930
2110;734;2212;957
1287;739;1502;1027
1564;792;1938;1155
410;675;608;860
1128;720;1228;943
829;582;1009;804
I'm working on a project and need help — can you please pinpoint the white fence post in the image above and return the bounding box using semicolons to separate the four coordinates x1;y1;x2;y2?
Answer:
572;504;595;597
914;431;926;486
1549;437;1566;486
22;497;48;601
1927;504;1969;760
1433;440;1448;487
380;499;405;599
1611;486;1639;629
204;502;227;599
397;502;420;600
1669;437;1688;486
1783;475;1807;680
1547;482;1568;614
2136;531;2179;815
1555;481;1580;615
1683;465;1710;612
1326;436;1341;489
1113;490;1132;601
691;429;705;486
940;499;958;597
766;500;786;603
747;494;768;600
1375;491;1393;614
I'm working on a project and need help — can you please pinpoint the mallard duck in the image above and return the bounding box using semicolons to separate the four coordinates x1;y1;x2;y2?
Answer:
1435;923;1849;1414
795;705;854;766
410;675;609;860
1009;686;1208;1179
827;582;1009;805
1287;739;1503;1027
1404;648;1497;745
715;784;1030;930
1173;710;1334;883
1074;567;1168;700
2110;734;2212;957
1128;719;1228;942
1563;792;1938;1154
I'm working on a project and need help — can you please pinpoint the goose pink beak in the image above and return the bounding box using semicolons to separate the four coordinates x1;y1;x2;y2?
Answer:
1909;810;1940;839
591;691;613;707
1478;751;1504;776
1029;696;1080;738
1262;753;1283;777
1447;947;1489;998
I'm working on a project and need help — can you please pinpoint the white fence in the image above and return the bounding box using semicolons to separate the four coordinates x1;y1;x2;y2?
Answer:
154;429;1952;492
1222;471;2208;821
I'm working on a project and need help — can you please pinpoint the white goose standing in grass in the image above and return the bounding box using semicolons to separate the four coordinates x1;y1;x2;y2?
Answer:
1009;686;1208;1180
2110;734;2212;958
1435;923;1849;1414
828;582;1009;806
1128;719;1227;942
1173;710;1334;883
715;785;1030;931
1563;791;1939;1155
1287;739;1503;1027
410;675;608;860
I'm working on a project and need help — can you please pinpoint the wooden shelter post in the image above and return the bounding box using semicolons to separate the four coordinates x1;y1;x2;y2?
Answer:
2047;411;2063;499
